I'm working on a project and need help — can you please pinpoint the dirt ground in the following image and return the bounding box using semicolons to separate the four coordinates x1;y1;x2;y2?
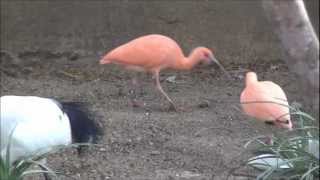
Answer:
0;51;309;180
1;1;319;180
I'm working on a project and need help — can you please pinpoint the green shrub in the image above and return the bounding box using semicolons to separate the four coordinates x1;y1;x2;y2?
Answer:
245;104;319;179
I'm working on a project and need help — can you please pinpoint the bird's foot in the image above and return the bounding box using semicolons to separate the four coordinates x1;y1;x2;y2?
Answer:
168;104;178;112
167;104;191;112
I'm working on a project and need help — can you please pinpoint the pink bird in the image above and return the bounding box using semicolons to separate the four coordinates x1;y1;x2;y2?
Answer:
240;72;292;130
100;34;230;111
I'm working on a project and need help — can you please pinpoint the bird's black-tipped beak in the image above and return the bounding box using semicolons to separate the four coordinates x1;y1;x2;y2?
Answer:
210;55;232;79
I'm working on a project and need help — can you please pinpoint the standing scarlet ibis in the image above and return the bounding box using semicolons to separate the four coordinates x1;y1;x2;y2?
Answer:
99;34;230;111
240;72;292;130
0;95;100;165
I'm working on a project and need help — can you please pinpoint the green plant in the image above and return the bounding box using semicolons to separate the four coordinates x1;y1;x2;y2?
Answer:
0;156;58;180
0;128;60;180
245;103;319;180
0;126;97;180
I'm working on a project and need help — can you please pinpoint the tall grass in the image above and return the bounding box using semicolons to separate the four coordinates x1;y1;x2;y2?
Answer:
0;156;58;180
0;127;94;180
244;103;319;180
0;128;61;180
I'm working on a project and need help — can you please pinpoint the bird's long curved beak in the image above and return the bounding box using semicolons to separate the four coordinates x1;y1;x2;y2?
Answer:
210;55;232;79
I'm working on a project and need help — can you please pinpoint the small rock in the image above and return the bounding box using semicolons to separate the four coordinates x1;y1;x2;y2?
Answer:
150;150;161;155
99;147;107;152
270;65;279;70
237;74;244;80
68;52;79;61
177;171;202;178
74;163;81;168
198;100;210;108
136;136;142;141
166;75;177;83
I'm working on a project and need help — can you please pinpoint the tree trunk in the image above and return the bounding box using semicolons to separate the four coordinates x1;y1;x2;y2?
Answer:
262;0;319;115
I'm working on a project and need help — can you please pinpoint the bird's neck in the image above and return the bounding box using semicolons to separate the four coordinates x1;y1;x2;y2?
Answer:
245;75;258;86
176;51;202;70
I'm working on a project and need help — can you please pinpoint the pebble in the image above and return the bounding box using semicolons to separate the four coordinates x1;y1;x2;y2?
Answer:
99;147;107;152
198;100;210;108
150;150;161;155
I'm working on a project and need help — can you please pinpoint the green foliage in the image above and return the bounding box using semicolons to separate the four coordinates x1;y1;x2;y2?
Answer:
0;123;97;180
245;104;319;180
0;156;58;180
0;128;59;180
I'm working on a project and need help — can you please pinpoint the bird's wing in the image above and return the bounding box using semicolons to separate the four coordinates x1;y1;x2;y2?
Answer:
240;86;276;120
104;35;181;69
244;81;289;105
261;81;289;103
240;82;289;121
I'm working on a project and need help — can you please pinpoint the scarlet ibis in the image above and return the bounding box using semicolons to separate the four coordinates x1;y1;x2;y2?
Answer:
0;95;100;165
100;34;230;111
240;72;292;130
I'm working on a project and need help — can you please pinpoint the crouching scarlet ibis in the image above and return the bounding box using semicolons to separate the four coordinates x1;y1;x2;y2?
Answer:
100;34;230;111
0;95;101;165
240;72;292;130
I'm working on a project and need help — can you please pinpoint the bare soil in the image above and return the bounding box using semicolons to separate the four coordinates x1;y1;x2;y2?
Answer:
1;53;304;180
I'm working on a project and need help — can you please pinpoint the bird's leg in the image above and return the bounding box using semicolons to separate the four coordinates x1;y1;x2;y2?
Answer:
154;71;178;111
128;72;145;107
129;75;139;107
137;73;146;97
132;73;145;97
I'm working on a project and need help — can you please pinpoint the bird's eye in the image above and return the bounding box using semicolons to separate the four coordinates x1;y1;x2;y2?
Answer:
203;52;209;58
